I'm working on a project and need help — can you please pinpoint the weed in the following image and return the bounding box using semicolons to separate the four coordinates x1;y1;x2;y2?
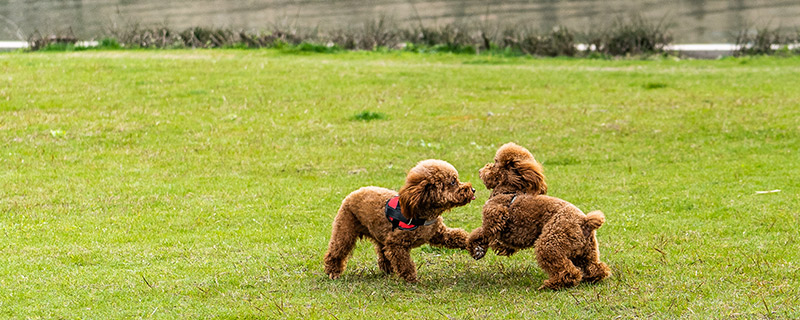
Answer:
350;111;387;121
288;42;341;53
644;82;668;89
733;25;800;56
49;129;66;138
38;43;78;52
97;38;122;49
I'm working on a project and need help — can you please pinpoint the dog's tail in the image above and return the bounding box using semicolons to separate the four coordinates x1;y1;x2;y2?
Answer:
583;210;605;233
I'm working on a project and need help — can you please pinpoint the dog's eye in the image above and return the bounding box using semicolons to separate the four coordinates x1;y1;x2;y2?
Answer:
450;179;457;186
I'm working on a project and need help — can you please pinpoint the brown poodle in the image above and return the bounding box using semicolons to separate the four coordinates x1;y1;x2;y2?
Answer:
467;142;611;290
324;159;476;283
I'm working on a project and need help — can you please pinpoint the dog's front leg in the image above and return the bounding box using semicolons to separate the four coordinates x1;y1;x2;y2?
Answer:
467;201;509;260
429;224;468;250
490;239;517;257
385;245;417;283
467;227;489;260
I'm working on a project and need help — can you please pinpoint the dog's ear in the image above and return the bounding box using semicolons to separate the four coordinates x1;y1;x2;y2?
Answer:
508;159;547;195
398;174;429;220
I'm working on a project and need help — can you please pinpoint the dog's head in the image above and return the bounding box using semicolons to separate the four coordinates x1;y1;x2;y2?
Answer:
398;159;476;220
479;142;547;195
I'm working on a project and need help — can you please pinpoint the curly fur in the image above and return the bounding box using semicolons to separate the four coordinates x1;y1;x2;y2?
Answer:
324;159;475;283
467;143;611;290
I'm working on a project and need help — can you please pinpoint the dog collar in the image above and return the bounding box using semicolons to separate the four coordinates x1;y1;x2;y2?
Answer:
385;196;435;231
501;192;519;205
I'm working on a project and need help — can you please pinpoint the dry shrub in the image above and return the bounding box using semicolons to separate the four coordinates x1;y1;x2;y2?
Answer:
27;28;78;51
733;26;799;56
587;15;672;56
502;26;576;57
403;23;479;52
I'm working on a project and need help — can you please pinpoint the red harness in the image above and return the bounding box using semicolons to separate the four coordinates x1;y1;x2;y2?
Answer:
385;196;435;231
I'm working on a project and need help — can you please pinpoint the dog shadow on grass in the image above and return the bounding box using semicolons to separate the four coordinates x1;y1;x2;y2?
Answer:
315;259;599;293
314;247;614;293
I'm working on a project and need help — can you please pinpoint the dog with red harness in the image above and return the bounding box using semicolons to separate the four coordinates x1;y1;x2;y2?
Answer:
324;159;476;283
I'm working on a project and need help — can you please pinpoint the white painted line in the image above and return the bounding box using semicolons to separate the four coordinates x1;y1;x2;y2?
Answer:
0;40;98;49
665;44;738;51
78;41;99;47
0;41;27;48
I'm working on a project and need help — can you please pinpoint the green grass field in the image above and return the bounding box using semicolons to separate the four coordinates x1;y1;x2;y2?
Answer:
1;50;799;319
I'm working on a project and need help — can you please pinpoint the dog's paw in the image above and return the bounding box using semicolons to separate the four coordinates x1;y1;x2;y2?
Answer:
537;280;556;291
378;264;393;275
471;246;486;260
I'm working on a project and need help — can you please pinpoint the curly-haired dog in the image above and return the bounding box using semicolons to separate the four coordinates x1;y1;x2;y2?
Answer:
467;143;610;290
324;159;476;283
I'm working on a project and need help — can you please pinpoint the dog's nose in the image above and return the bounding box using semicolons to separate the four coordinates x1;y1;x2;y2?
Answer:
471;188;476;193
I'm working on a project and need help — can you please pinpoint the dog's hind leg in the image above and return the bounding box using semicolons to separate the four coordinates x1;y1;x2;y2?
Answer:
535;238;582;290
577;239;611;283
323;207;360;280
580;258;610;283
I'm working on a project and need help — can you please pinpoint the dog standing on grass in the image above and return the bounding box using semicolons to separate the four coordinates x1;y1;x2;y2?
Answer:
467;143;611;290
324;159;476;283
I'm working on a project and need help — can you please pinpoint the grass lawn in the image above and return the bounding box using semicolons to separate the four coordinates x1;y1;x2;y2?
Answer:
1;50;799;319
